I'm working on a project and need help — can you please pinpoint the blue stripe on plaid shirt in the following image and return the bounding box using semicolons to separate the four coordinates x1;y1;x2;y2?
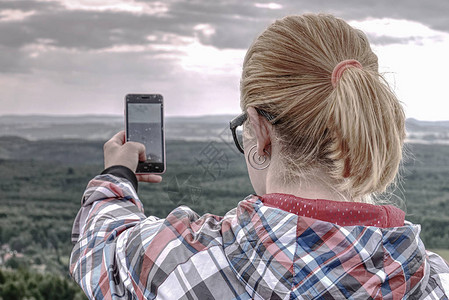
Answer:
70;174;449;299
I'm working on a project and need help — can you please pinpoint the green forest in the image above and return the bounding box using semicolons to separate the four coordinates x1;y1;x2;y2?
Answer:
0;137;448;299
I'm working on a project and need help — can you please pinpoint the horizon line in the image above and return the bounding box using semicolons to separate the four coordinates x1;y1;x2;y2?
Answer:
0;113;238;118
0;113;448;123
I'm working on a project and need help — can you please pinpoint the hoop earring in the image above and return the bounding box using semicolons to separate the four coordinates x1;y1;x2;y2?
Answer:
247;144;271;170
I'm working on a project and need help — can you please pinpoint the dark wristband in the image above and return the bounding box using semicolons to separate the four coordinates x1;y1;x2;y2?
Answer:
101;165;138;191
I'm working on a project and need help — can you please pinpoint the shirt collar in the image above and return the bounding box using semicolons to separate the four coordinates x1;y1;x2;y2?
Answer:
260;193;405;228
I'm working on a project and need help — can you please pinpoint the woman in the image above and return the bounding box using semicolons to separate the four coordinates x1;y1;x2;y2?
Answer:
70;14;449;299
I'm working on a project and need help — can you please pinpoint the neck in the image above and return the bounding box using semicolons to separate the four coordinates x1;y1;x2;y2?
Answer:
265;167;351;202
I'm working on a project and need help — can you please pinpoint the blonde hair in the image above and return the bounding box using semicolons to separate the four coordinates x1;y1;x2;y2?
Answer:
240;14;405;202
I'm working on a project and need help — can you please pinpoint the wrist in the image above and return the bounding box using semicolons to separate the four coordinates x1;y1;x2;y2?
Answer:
101;165;138;191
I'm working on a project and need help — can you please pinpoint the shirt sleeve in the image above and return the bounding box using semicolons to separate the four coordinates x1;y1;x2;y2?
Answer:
101;165;138;191
423;250;449;298
69;173;158;299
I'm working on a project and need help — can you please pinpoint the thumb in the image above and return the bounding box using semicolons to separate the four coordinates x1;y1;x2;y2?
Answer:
136;174;163;183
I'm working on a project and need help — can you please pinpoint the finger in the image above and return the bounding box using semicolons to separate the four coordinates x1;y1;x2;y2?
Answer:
137;144;147;162
126;142;147;162
136;174;163;183
109;130;126;146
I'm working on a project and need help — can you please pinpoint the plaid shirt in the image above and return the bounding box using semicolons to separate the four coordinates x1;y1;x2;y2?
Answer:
70;174;449;299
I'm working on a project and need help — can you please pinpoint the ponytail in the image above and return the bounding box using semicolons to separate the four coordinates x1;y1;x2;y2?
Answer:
328;66;405;199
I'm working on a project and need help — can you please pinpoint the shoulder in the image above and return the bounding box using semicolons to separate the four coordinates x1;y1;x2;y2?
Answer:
119;205;245;298
126;205;233;261
424;250;449;297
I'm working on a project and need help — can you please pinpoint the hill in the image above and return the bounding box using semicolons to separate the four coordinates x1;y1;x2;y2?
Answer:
1;115;449;144
0;115;448;299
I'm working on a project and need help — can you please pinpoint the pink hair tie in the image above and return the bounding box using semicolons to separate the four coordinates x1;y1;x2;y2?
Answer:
331;59;363;88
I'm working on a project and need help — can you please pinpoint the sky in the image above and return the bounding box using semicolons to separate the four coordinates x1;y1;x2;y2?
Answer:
0;0;448;121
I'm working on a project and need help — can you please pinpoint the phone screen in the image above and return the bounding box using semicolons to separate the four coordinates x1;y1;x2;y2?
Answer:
127;103;163;163
126;94;165;173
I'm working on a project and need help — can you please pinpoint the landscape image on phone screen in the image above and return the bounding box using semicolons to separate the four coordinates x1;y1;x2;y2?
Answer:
127;103;162;163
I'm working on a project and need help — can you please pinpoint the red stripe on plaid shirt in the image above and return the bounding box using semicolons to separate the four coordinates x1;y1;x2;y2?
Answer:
99;260;110;299
253;207;295;273
383;252;407;299
139;225;178;285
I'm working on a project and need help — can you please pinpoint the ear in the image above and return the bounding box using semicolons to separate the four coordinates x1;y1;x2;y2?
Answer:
247;107;273;156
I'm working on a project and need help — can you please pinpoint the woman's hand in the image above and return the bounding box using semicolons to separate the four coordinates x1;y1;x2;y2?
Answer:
103;131;162;183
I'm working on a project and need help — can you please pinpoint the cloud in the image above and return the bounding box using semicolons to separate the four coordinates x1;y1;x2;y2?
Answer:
3;0;448;55
349;18;449;46
0;0;279;51
0;0;271;76
293;0;449;34
254;3;283;10
0;0;60;11
0;0;448;119
0;45;242;116
53;0;169;15
0;9;36;21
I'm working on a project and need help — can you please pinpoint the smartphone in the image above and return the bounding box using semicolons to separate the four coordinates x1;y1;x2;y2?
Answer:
125;94;165;174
